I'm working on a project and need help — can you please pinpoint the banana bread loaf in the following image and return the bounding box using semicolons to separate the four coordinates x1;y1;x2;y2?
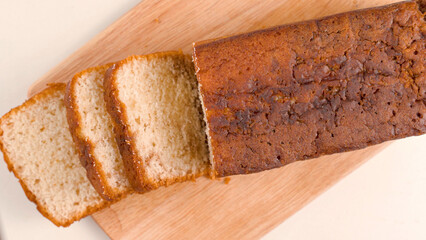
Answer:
193;1;426;177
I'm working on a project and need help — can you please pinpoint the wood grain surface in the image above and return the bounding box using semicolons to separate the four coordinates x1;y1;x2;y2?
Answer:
28;0;400;239
93;142;390;240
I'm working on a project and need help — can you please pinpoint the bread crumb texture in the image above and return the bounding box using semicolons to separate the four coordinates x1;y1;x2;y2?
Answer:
0;84;107;227
67;65;132;200
108;52;210;190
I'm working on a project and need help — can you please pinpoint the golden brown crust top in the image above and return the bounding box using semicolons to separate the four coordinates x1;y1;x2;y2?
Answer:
0;84;110;227
194;1;426;177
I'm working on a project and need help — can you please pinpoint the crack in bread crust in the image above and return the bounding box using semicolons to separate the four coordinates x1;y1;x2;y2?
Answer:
194;1;426;177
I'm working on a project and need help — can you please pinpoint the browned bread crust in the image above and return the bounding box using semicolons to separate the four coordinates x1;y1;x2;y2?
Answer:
417;0;426;13
65;64;131;201
193;1;426;177
103;63;147;192
104;52;207;192
0;84;110;227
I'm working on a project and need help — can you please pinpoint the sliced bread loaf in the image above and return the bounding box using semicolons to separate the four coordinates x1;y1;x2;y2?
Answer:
65;65;132;200
104;51;210;191
0;84;108;227
192;1;426;176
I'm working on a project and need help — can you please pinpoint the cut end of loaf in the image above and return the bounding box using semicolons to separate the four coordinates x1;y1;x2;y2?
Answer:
105;52;210;190
66;64;132;200
0;84;108;226
193;50;217;178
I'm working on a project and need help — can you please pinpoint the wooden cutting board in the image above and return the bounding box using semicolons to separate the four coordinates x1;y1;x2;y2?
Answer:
29;0;400;239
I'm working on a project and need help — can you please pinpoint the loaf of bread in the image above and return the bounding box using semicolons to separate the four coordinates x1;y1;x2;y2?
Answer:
65;65;132;201
0;84;108;226
193;1;426;176
104;52;210;191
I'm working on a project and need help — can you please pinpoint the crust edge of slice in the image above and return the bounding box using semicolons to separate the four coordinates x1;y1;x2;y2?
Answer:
104;51;209;192
65;64;132;201
104;62;150;192
0;84;110;227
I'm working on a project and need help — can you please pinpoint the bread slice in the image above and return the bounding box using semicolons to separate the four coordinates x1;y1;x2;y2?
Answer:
0;84;108;227
104;51;210;191
65;65;132;200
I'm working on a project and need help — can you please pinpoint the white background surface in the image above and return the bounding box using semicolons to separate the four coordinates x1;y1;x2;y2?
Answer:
0;1;425;239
